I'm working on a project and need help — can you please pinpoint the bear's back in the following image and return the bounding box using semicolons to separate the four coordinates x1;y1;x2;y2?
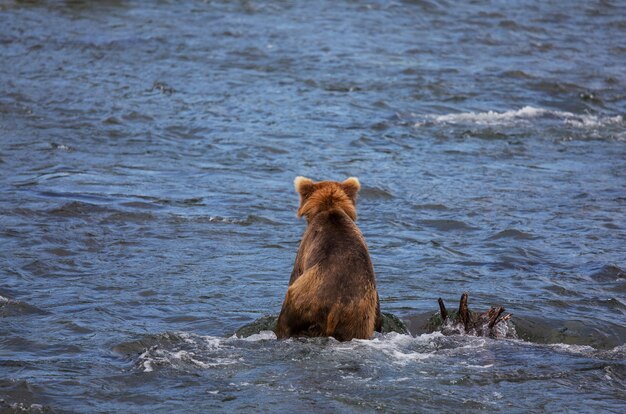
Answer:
276;209;380;341
297;209;375;290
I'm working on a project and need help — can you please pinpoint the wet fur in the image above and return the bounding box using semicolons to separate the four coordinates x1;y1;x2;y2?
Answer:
275;177;381;341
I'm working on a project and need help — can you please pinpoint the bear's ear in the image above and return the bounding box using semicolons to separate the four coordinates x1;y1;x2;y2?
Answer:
342;177;360;202
294;176;315;197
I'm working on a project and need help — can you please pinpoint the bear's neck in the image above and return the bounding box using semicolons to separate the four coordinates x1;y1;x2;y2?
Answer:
300;189;356;222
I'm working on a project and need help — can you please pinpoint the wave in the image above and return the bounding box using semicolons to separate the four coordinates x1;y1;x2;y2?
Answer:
117;331;274;373
124;331;440;373
115;328;625;375
200;214;280;226
0;295;47;317
415;106;624;128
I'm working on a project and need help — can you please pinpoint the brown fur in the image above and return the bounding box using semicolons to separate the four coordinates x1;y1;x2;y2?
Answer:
275;177;382;341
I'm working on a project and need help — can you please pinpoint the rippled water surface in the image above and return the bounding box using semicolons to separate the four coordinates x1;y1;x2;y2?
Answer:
1;0;625;412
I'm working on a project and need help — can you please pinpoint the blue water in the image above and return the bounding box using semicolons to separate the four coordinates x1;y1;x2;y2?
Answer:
1;1;625;412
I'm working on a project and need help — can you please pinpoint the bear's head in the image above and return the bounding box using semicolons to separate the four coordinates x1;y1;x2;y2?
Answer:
294;176;361;221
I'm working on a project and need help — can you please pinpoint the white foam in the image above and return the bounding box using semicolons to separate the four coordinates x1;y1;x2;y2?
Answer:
463;363;494;369
135;334;242;373
348;332;438;365
390;377;411;382
138;347;240;372
548;343;596;355
416;106;624;128
387;349;433;364
340;374;373;382
132;330;519;374
208;216;242;224
432;106;547;124
414;331;446;341
6;403;46;412
239;330;277;342
563;114;623;128
507;337;626;359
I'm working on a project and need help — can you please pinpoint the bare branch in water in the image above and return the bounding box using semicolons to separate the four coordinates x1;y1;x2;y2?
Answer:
436;293;512;338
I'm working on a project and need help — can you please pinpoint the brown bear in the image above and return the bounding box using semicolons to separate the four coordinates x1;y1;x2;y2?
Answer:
275;177;382;341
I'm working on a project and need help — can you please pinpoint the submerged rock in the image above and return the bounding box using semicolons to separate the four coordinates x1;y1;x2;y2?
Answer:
235;312;409;338
234;315;280;338
379;312;410;334
234;294;514;340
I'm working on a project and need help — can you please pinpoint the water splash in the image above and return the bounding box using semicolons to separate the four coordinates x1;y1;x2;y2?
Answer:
414;106;623;128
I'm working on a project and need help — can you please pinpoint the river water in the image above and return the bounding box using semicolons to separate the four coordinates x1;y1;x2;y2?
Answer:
1;1;625;412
